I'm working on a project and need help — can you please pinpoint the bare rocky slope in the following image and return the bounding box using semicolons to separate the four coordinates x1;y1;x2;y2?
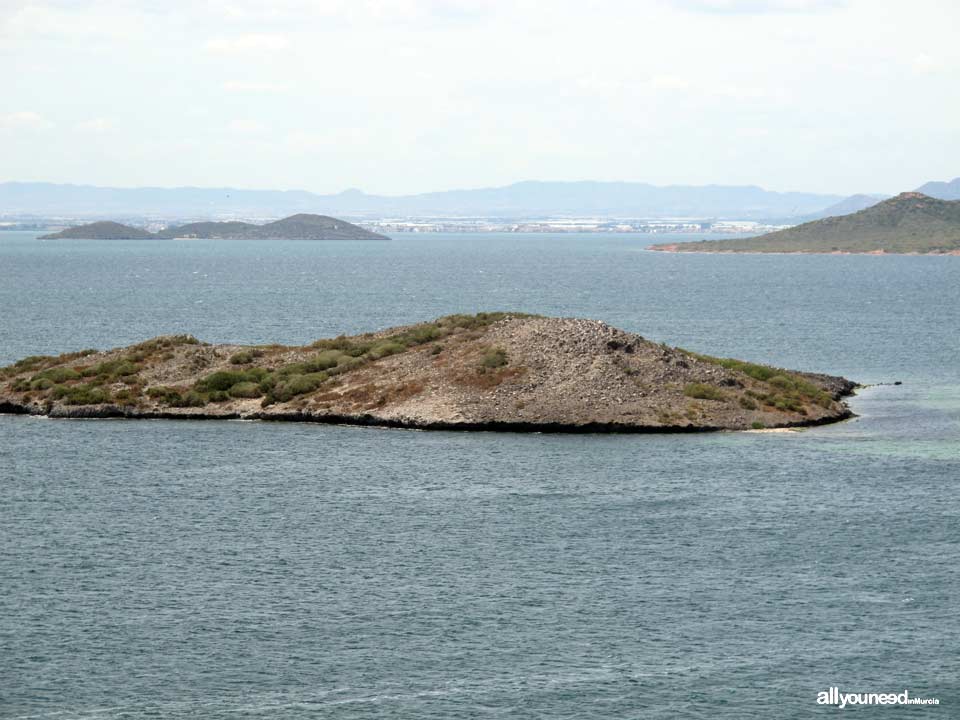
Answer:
0;314;856;432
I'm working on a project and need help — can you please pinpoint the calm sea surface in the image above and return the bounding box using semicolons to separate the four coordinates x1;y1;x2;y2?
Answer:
1;232;958;718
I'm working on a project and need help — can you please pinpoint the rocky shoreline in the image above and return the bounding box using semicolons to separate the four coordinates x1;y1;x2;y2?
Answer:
0;401;856;433
0;314;858;433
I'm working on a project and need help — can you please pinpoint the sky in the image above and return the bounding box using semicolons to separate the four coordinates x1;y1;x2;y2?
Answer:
1;0;958;196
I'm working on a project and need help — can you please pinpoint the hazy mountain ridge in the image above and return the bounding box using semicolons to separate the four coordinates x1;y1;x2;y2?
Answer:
7;178;959;223
804;193;889;220
1;180;843;220
915;177;960;200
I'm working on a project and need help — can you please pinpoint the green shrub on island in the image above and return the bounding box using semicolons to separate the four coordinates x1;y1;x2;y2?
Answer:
1;349;98;379
394;324;445;346
771;395;804;413
138;316;533;408
32;366;82;384
128;335;199;354
326;356;365;376
113;388;137;405
51;383;111;405
768;375;795;390
5;355;54;377
81;358;140;381
310;313;527;359
692;354;779;382
481;347;509;369
228;381;262;399
278;351;346;375
368;342;405;360
266;372;328;403
170;391;207;407
229;349;264;365
688;353;836;411
147;385;206;407
684;383;727;401
311;335;374;357
147;386;177;400
195;369;266;393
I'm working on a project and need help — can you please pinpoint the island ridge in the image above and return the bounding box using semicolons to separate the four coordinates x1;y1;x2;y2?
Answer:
0;313;856;432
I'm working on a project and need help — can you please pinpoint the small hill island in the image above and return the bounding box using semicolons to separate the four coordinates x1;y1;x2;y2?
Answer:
41;220;156;240
0;313;856;432
39;214;389;241
650;193;960;255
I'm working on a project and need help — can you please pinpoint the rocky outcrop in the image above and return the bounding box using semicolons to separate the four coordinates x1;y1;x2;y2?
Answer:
0;314;857;432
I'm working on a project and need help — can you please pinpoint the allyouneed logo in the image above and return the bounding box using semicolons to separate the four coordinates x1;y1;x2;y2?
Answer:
817;687;940;708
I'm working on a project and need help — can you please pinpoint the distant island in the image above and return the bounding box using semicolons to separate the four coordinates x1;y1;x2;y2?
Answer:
39;214;389;241
0;313;856;432
40;221;156;240
650;193;960;255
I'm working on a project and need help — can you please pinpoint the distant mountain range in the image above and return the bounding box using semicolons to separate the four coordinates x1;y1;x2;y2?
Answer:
651;193;960;255
915;177;960;200
796;178;960;221
39;214;388;241
1;180;844;220
5;178;959;222
804;193;890;221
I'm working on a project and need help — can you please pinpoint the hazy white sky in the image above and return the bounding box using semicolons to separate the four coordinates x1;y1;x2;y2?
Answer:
2;0;958;195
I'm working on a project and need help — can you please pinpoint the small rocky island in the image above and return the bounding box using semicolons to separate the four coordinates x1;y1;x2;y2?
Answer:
39;214;388;241
650;193;960;255
0;314;856;432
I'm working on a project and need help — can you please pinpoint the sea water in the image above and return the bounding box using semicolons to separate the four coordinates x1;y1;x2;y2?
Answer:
1;232;958;718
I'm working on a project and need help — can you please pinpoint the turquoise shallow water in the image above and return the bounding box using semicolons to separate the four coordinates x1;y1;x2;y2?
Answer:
1;232;958;718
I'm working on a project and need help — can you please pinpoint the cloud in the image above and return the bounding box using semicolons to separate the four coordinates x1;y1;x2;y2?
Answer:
204;0;495;25
0;0;29;25
76;117;112;133
0;111;52;130
0;0;27;28
285;129;369;153
3;1;140;41
222;80;289;93
670;0;844;13
711;83;781;101
227;118;266;134
649;75;691;91
911;53;942;74
205;33;289;54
